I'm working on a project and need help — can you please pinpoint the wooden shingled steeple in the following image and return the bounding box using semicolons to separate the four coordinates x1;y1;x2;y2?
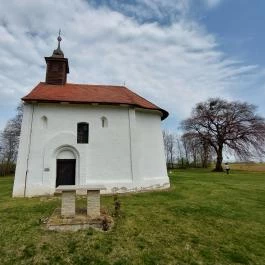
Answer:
45;30;69;85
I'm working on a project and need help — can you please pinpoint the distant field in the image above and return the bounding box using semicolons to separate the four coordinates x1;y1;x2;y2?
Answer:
0;169;264;265
230;163;265;171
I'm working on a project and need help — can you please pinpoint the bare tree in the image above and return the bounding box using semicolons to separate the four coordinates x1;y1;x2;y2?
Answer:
162;130;175;168
176;135;185;168
181;133;190;165
182;132;213;168
0;103;23;175
181;132;202;167
181;98;265;171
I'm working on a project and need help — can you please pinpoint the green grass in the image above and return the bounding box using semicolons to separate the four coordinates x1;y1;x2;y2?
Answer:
0;169;264;265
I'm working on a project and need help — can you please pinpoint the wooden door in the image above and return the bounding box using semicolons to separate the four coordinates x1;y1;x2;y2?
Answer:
56;159;76;187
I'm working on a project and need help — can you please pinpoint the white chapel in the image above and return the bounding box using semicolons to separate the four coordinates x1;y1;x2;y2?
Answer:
13;34;169;197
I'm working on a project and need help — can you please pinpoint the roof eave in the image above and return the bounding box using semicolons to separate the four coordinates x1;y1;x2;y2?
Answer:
22;98;169;120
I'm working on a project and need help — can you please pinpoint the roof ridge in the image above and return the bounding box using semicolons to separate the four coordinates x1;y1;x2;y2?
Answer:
40;82;126;88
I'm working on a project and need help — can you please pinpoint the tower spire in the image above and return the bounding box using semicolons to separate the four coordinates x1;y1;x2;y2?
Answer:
57;29;62;49
52;29;64;57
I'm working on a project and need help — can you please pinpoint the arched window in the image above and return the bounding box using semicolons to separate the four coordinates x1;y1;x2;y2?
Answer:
77;122;89;143
41;116;48;129
101;117;108;128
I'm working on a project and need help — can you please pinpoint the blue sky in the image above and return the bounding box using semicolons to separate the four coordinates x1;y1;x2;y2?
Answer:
202;0;265;120
203;0;265;64
0;0;265;132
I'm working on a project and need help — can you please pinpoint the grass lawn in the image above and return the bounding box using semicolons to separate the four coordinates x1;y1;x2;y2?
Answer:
0;169;264;265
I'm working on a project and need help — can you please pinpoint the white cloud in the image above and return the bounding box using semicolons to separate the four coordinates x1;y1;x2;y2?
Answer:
90;0;191;22
0;0;263;130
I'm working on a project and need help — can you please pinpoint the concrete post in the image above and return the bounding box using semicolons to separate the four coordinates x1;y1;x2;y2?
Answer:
61;190;76;218
87;190;100;218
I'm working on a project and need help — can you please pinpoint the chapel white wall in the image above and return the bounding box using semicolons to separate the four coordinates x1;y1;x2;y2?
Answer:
134;110;168;186
13;103;169;197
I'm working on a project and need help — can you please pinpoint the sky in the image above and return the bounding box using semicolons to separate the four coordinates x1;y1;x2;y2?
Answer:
0;0;265;132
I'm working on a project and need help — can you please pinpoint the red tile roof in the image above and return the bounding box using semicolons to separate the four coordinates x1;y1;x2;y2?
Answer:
22;82;168;120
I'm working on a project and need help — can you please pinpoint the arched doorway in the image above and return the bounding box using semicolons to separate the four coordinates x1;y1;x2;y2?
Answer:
56;149;76;187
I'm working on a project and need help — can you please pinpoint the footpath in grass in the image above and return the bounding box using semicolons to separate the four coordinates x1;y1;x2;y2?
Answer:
0;169;264;265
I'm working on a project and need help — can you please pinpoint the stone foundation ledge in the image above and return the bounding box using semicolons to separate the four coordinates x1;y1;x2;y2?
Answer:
108;182;170;194
16;182;171;197
46;208;113;232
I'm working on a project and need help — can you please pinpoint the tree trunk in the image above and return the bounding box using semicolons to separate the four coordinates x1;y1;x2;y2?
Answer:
214;147;223;171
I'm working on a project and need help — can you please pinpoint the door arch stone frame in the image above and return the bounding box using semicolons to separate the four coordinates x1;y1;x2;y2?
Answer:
42;132;82;191
54;145;80;187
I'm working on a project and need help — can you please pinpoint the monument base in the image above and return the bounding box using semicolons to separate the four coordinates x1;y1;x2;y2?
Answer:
46;208;113;232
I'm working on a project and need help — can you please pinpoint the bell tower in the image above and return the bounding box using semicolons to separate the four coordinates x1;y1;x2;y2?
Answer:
45;30;69;85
